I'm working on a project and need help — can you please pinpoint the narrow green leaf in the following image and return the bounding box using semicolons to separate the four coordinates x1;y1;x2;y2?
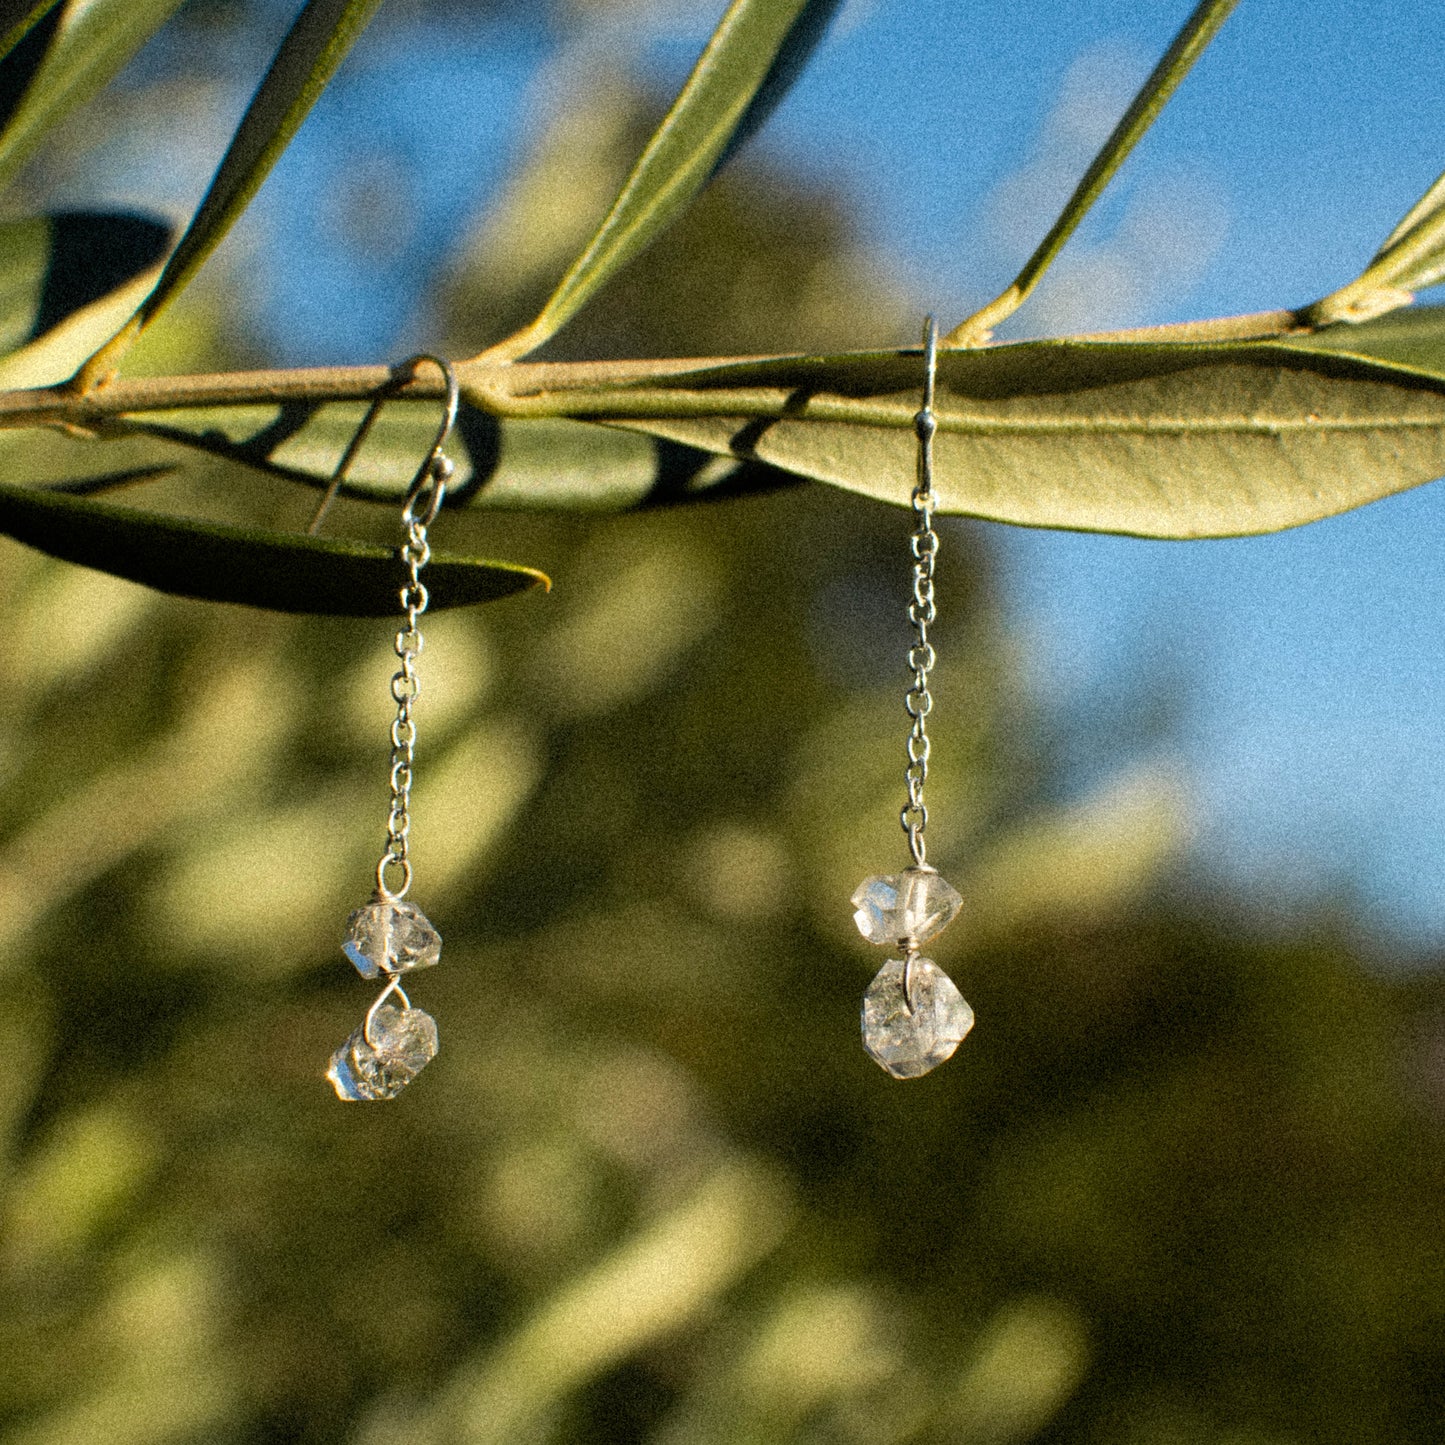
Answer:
0;480;548;614
0;0;186;198
481;0;843;361
81;0;384;381
1380;171;1445;257
946;0;1240;346
0;210;171;388
1279;302;1445;377
0;0;58;65
117;404;782;511
1304;170;1445;326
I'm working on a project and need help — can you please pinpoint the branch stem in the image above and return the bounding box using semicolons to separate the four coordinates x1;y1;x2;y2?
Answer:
0;355;731;429
0;307;1332;435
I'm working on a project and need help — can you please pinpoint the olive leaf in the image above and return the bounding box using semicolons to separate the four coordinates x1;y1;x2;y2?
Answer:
1376;169;1445;286
477;0;844;361
78;0;386;383
117;403;786;512
76;307;1445;537
0;479;548;614
0;0;186;197
572;312;1445;538
7;291;1437;542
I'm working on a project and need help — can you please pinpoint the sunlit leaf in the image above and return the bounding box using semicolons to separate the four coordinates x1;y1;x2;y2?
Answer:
576;321;1445;538
0;210;171;388
0;480;549;614
1380;171;1445;258
0;0;185;197
479;0;844;361
80;0;385;382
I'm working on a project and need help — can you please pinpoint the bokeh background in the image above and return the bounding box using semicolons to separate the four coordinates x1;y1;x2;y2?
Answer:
4;2;1445;1442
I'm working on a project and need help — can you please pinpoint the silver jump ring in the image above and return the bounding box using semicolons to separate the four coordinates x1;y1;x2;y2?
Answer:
377;854;412;900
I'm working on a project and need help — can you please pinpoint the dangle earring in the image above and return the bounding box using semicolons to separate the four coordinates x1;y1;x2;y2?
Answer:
852;318;974;1079
323;354;458;1101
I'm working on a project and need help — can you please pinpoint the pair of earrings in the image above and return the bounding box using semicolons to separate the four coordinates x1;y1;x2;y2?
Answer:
321;327;969;1100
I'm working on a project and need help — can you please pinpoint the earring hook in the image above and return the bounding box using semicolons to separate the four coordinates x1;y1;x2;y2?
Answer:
307;352;460;536
400;354;459;531
920;314;937;417
914;315;938;504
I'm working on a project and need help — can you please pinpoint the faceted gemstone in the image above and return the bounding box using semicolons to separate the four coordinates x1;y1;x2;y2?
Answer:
861;956;973;1079
327;1003;439;1100
852;868;963;947
342;898;441;979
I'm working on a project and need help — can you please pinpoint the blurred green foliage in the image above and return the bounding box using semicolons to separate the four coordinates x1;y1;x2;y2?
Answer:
2;11;1445;1445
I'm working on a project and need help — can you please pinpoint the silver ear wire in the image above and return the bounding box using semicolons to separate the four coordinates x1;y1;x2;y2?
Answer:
920;314;937;420
308;352;460;537
914;315;938;510
400;354;459;530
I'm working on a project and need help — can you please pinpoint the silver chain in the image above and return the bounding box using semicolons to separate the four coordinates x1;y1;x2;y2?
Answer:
901;318;939;868
372;355;458;901
377;510;428;897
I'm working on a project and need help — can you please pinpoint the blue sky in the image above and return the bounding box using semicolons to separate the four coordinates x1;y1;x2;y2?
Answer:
84;0;1445;943
759;0;1445;322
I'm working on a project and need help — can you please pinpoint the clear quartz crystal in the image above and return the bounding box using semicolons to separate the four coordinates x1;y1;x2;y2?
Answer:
861;956;973;1079
327;1003;439;1101
852;867;963;947
343;898;442;979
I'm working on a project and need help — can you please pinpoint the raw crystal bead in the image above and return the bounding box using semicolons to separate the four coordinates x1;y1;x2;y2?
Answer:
861;956;973;1079
342;898;442;979
852;867;963;947
327;1003;439;1101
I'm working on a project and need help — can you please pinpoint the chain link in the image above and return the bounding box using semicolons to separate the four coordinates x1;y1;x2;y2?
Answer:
376;453;455;899
901;320;939;867
373;355;458;899
378;508;428;897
